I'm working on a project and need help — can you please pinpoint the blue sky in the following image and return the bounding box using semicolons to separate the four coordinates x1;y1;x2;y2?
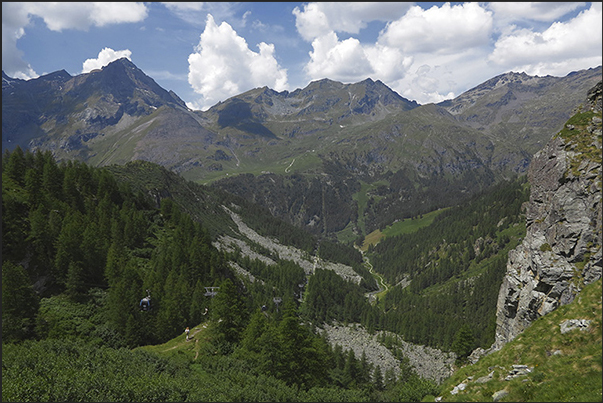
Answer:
3;2;602;110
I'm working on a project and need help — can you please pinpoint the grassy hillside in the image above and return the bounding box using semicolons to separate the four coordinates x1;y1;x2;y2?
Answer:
433;279;602;402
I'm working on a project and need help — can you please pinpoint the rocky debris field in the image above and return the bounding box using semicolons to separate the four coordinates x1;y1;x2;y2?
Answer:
318;322;456;384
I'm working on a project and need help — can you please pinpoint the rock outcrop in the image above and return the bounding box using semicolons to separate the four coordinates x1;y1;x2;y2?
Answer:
492;81;602;351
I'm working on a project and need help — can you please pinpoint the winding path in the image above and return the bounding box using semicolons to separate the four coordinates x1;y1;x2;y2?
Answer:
356;246;389;301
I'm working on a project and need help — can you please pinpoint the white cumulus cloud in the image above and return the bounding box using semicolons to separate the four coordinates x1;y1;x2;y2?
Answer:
489;2;602;75
305;32;412;84
378;2;493;54
2;2;147;79
2;2;37;79
294;2;496;104
187;14;288;111
306;33;372;82
18;2;147;32
293;2;331;41
487;2;587;23
293;2;411;42
82;48;132;73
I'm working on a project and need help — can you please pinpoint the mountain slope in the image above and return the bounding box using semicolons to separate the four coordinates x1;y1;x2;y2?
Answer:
104;159;368;286
437;278;602;402
206;67;601;237
493;79;602;351
439;67;602;169
2;58;213;172
4;60;599;184
200;77;419;136
432;80;603;402
3;60;601;239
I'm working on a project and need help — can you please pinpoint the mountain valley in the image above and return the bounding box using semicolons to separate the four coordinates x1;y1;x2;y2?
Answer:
2;60;601;402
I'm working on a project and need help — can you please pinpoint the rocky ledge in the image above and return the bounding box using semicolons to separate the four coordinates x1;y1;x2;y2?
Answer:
492;81;602;351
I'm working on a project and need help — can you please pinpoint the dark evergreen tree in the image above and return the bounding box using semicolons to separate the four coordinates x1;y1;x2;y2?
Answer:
451;323;475;362
65;261;86;302
5;145;27;185
1;261;40;341
373;365;384;391
277;298;325;387
210;278;248;351
53;211;85;288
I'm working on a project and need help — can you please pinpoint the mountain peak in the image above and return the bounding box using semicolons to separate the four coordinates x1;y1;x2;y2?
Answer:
105;57;136;69
38;69;72;82
99;57;142;78
304;78;345;91
81;57;187;109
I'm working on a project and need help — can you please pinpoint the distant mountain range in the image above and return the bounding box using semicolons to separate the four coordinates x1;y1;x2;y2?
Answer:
3;59;601;238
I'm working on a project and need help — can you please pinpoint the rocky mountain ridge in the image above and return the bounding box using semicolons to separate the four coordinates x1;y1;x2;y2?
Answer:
3;59;601;240
202;77;420;134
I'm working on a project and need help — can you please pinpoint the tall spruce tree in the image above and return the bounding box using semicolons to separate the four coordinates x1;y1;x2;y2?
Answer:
210;278;248;351
2;261;39;341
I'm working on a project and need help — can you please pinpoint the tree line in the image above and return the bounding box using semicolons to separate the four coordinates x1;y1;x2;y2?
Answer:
2;146;439;401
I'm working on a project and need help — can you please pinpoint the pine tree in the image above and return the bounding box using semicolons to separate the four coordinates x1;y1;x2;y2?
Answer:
384;367;397;390
81;220;106;287
5;145;27;185
26;205;54;275
54;211;85;287
452;323;475;361
343;348;358;388
2;261;39;341
24;164;43;206
238;308;269;361
256;320;284;378
65;261;86;302
359;350;372;385
210;278;248;350
155;271;187;341
62;163;84;211
42;156;63;200
106;260;143;340
373;365;384;391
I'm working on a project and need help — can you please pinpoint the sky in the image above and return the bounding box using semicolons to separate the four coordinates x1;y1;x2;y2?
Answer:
2;2;602;111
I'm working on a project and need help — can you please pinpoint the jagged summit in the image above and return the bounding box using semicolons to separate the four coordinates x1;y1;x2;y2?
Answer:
206;73;419;128
73;57;186;109
2;57;191;155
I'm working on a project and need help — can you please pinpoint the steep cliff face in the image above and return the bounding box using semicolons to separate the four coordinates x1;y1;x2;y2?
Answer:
493;81;602;351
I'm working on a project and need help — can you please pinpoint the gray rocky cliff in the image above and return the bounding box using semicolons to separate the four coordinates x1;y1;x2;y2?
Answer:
492;81;602;351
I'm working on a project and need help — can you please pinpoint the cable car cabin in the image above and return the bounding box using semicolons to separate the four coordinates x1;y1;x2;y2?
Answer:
140;297;151;311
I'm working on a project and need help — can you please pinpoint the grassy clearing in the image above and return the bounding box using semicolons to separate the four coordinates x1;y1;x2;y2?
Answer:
434;278;602;402
137;322;209;361
361;229;384;251
361;208;448;251
382;208;448;238
335;220;361;244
